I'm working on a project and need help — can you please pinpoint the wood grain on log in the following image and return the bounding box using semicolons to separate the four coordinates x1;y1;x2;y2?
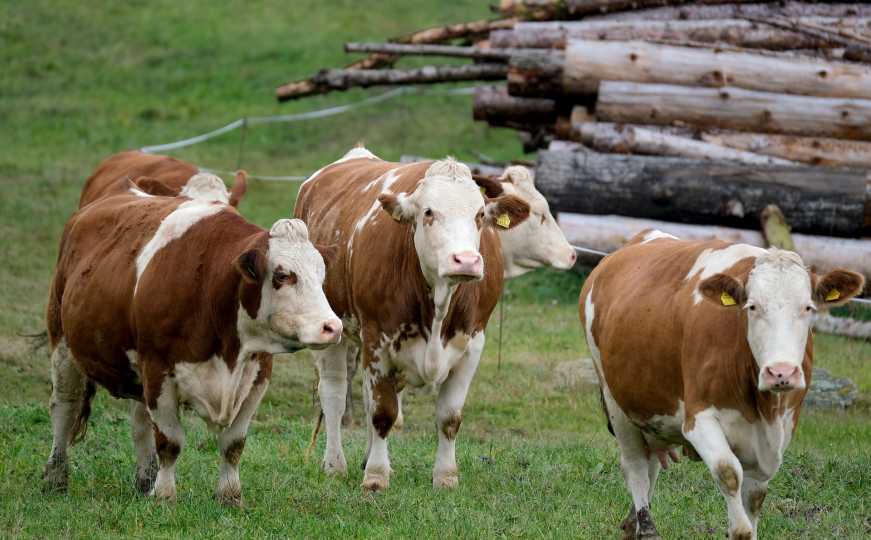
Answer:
585;2;871;22
344;42;516;61
473;85;559;129
558;212;871;283
596;81;871;141
536;149;868;236
701;132;871;167
306;64;508;93
498;0;761;20
509;40;871;98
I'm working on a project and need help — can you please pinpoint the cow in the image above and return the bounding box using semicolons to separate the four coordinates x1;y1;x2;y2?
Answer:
79;150;248;207
579;230;864;540
338;164;577;427
294;146;530;491
43;177;341;505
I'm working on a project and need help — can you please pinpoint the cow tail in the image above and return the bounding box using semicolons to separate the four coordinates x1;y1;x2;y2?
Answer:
69;379;97;445
600;387;615;437
304;408;324;462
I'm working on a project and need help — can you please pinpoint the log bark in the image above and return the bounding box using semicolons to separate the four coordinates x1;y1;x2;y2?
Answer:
585;2;871;22
276;17;516;101
700;132;871;167
344;42;517;61
497;0;761;20
557;212;871;283
508;40;871;99
536;149;869;237
813;314;871;340
473;85;559;129
596;81;871;141
575;122;797;165
746;16;871;62
490;18;866;50
304;64;508;93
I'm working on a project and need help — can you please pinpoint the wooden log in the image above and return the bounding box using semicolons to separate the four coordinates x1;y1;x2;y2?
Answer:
303;64;508;93
596;81;871;141
536;149;869;237
473;86;559;129
585;2;871;22
746;16;871;63
575;122;797;165
760;205;796;251
814;314;871;340
558;212;871;284
497;0;761;20
276;17;516;101
508;40;871;99
344;42;516;61
490;18;867;50
700;132;871;167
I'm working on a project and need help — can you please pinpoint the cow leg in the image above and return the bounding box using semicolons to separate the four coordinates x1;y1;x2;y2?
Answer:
341;345;359;428
43;339;87;493
129;400;157;495
393;388;406;430
361;357;398;492
684;413;753;540
143;365;185;503
315;342;349;475
741;475;768;540
215;371;270;507
432;333;483;489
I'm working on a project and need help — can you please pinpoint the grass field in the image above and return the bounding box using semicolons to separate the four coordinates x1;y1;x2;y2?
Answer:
1;1;869;538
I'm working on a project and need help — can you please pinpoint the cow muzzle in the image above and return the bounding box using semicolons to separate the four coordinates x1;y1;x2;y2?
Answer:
759;362;804;392
303;318;343;349
443;251;483;281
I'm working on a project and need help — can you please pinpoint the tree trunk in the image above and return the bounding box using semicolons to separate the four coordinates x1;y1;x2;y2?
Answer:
575;122;797;165
585;2;871;22
558;212;871;283
497;0;762;20
536;149;868;237
508;40;871;99
473;85;559;131
700;132;871;167
491;18;866;50
303;64;508;93
596;81;871;141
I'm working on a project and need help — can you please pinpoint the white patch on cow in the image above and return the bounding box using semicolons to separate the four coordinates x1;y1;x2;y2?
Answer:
179;173;230;204
685;244;766;304
129;186;154;198
641;229;678;244
497;166;575;278
148;376;185;500
336;146;378;164
583;286;601;365
135;199;225;293
174;355;262;429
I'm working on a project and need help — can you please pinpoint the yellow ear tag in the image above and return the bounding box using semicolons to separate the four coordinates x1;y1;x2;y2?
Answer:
480;186;486;195
720;291;736;306
825;289;841;302
391;210;401;222
496;213;511;228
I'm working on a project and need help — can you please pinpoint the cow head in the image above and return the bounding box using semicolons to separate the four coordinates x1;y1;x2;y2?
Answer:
378;159;530;285
699;249;864;393
495;166;576;278
235;219;342;352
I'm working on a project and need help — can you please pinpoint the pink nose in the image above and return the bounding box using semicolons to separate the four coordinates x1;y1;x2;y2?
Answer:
448;251;483;277
761;362;802;391
320;319;343;342
568;251;577;265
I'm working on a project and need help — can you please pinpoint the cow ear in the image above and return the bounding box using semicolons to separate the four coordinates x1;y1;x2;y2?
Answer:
499;165;534;187
699;273;747;308
132;176;177;197
484;195;530;230
378;191;415;223
315;244;339;268
472;174;504;198
813;269;865;308
235;249;266;284
229;170;248;207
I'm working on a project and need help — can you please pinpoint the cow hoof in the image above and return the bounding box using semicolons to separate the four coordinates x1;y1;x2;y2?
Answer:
636;508;660;540
322;456;348;477
432;474;458;489
135;456;158;495
361;472;389;492
151;483;177;503
215;489;244;508
620;505;637;540
42;464;69;494
730;529;752;540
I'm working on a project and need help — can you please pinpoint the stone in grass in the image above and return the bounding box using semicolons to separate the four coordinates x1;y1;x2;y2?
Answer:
804;368;858;409
554;358;599;389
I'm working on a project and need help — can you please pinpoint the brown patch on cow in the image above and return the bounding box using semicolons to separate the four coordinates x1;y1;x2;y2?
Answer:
224;438;245;466
370;368;400;439
154;427;181;465
813;269;865;307
749;488;767;516
315;244;339;268
716;461;739;496
441;412;463;440
133;176;178;197
472;174;504;198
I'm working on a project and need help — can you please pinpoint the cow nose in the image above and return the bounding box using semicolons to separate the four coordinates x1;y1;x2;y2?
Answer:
568;251;577;265
321;319;342;342
761;362;802;391
448;251;483;278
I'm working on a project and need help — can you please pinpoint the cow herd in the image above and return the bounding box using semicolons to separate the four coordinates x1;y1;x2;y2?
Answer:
42;148;864;540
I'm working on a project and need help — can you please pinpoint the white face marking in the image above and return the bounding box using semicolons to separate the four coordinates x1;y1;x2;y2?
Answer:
135;199;225;293
174;355;262;429
686;244;766;304
180;173;230;204
743;251;813;389
641;229;679;244
496;167;575;278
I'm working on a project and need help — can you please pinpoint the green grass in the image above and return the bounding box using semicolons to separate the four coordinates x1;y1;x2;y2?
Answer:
1;1;870;538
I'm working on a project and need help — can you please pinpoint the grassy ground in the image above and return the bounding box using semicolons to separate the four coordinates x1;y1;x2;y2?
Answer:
1;1;869;538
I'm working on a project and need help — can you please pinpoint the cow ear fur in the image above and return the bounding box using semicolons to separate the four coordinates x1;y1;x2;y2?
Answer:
699;273;747;308
484;195;530;230
235;249;266;284
378;191;415;223
813;269;865;308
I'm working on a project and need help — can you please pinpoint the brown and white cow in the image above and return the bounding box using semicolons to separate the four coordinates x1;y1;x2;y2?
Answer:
294;147;530;491
579;230;864;540
79;150;248;207
339;164;576;427
44;180;341;505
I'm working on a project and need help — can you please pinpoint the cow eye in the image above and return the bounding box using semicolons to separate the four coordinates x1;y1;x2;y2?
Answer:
272;271;298;287
805;305;815;313
423;208;433;218
748;305;756;312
